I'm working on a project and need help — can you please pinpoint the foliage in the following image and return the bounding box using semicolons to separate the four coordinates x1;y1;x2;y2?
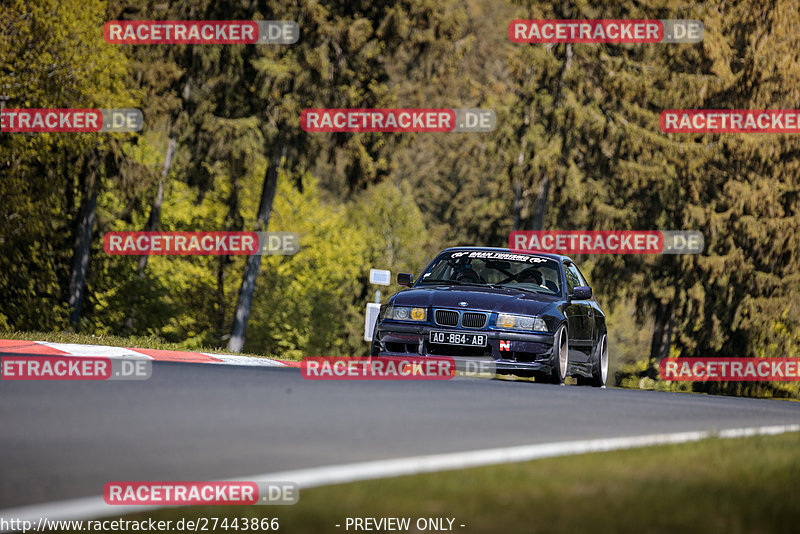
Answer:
1;0;799;397
245;174;432;357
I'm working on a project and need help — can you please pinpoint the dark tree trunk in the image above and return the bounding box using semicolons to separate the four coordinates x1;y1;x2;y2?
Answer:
135;78;187;276
137;136;175;272
530;175;550;231
528;42;571;232
215;173;245;335
67;157;99;330
216;255;228;333
227;143;285;352
124;136;176;332
124;78;188;331
647;298;675;377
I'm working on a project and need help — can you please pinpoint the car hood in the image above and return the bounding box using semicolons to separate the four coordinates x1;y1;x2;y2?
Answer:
391;285;559;315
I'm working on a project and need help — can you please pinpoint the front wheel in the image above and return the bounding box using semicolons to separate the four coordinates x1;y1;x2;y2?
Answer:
589;333;608;387
544;324;568;384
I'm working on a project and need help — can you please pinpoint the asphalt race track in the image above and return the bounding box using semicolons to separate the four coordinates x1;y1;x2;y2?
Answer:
1;361;799;509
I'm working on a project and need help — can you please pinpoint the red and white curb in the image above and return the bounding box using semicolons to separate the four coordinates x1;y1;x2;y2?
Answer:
0;340;299;368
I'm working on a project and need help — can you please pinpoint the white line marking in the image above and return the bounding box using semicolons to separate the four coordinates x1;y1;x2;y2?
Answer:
257;424;800;488
203;353;289;367
0;423;797;528
38;343;153;360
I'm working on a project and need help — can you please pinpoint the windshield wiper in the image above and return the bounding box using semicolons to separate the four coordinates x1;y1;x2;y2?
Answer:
421;279;510;290
493;283;548;294
420;279;474;285
422;279;502;288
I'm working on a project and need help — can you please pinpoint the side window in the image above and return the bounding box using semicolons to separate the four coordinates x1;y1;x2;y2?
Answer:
574;265;589;287
564;262;585;294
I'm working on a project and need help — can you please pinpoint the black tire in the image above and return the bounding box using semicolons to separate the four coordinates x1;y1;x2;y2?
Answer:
546;324;569;384
589;333;608;387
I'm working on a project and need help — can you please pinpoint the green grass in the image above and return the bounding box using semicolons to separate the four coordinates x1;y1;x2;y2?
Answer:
0;330;300;361
100;431;800;534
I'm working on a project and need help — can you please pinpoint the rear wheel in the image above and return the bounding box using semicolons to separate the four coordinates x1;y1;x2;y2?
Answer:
589;333;608;387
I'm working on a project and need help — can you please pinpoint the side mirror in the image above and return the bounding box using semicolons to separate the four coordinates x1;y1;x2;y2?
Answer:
397;273;414;287
570;286;592;300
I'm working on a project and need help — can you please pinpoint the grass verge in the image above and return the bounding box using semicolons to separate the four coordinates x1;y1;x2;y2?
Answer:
95;431;800;534
0;330;299;361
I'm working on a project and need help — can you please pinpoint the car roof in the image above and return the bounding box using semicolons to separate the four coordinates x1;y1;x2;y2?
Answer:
440;246;575;264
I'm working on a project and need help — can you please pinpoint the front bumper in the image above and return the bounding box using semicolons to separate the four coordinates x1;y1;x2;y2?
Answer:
373;321;556;373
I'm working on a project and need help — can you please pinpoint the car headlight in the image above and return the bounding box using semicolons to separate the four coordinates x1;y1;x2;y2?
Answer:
496;313;547;331
384;305;427;322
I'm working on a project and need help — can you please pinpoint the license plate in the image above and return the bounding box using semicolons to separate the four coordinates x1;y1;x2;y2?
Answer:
430;330;487;347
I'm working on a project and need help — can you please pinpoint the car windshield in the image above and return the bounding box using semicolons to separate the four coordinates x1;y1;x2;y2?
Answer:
418;251;562;295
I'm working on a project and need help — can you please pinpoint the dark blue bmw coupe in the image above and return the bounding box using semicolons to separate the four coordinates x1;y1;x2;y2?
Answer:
371;247;608;386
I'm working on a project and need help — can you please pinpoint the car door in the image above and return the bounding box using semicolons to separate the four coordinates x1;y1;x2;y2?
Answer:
562;261;594;361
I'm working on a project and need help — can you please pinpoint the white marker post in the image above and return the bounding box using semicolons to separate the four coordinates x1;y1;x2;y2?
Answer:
365;269;391;342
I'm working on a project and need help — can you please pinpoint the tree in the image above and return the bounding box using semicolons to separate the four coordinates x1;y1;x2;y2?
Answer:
228;0;464;351
0;0;136;330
